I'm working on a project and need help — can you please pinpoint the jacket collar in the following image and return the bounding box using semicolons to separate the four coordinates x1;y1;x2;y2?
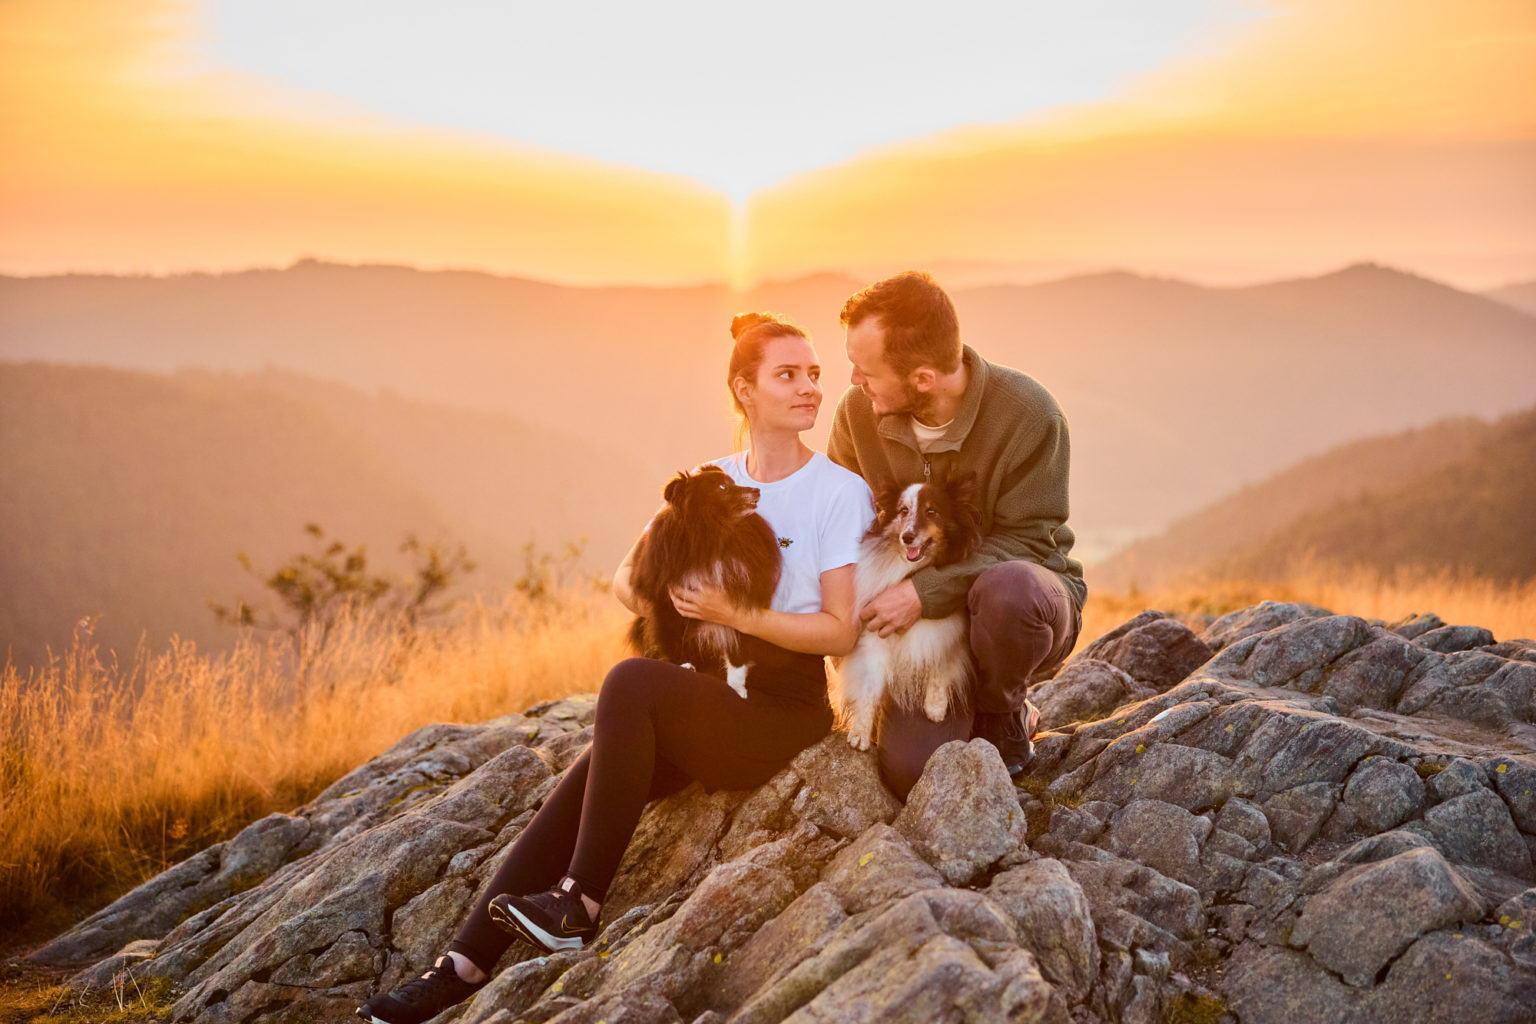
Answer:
875;345;988;454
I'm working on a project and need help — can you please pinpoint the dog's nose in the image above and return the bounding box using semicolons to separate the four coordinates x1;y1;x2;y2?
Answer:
900;531;915;545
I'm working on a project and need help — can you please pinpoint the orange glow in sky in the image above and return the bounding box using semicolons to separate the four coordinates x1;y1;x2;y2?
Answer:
1;0;1532;287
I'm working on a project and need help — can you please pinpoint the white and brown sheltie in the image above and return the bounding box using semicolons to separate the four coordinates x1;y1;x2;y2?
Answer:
627;465;782;698
831;472;983;749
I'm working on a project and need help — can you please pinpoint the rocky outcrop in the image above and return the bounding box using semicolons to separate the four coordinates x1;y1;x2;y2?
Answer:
29;604;1536;1023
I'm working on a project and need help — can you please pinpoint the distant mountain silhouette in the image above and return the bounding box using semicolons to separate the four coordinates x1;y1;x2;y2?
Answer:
1214;407;1536;584
1484;279;1536;319
1093;406;1536;590
3;260;1535;565
0;364;656;669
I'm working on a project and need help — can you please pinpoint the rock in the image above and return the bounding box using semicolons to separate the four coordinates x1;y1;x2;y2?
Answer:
1425;758;1489;804
35;602;1536;1024
1398;652;1536;728
821;824;944;914
1367;931;1536;1023
775;933;1004;1023
1289;847;1483;986
1341;757;1424;832
1214;615;1374;690
1386;612;1445;641
1261;783;1338;853
1202;601;1334;651
986;859;1099;999
1484;756;1536;833
1071;611;1214;689
606;784;748;920
1213;797;1272;849
1081;740;1239;811
1028;659;1145;731
1102;800;1210;890
1418;788;1534;878
1415;624;1497;653
892;739;1026;886
787;737;902;841
1225;944;1363;1024
1319;636;1432;711
717;884;847;1009
29;812;313;968
1064;854;1205;950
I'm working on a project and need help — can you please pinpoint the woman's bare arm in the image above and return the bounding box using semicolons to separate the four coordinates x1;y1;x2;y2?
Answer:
669;563;859;657
612;535;647;616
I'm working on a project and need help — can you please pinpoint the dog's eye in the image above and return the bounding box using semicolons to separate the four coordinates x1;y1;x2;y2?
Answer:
897;505;909;516
925;508;938;518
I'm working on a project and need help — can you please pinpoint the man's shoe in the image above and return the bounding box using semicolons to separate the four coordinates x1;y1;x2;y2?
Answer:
356;954;483;1024
488;876;598;953
973;701;1041;777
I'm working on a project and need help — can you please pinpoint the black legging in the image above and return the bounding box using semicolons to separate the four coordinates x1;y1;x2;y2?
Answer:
450;646;832;972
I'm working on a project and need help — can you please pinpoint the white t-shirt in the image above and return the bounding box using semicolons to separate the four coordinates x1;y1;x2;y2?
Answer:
910;416;954;453
713;451;874;615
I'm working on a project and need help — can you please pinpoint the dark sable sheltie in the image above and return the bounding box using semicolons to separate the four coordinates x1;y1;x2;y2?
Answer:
627;465;782;697
830;471;983;749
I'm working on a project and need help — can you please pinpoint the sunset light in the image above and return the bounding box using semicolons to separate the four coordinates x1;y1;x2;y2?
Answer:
1;0;1533;285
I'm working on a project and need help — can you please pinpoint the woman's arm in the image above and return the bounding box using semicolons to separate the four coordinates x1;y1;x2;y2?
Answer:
612;535;648;616
669;563;859;658
614;505;669;616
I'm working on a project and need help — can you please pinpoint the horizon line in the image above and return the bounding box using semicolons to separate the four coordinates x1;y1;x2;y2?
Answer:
2;256;1530;296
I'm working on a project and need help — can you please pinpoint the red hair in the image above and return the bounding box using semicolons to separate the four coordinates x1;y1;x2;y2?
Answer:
839;271;961;376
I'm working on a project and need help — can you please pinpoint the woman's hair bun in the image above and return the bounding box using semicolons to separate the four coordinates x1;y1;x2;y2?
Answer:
730;312;776;340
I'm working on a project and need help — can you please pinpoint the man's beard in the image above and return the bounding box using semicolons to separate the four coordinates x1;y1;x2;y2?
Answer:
900;378;938;422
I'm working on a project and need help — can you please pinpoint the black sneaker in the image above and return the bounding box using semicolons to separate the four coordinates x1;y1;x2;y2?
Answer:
488;877;598;953
973;701;1041;777
356;955;483;1024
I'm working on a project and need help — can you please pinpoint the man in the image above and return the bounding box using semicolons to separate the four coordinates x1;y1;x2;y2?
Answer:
827;270;1087;800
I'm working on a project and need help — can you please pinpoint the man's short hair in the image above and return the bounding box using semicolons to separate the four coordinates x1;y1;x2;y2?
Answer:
839;271;961;376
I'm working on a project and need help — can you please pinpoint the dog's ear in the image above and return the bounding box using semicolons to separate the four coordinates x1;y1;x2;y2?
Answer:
871;481;905;528
946;471;978;509
663;469;690;503
945;471;984;554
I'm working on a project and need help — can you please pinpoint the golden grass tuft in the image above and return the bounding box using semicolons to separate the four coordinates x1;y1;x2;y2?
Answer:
0;590;627;942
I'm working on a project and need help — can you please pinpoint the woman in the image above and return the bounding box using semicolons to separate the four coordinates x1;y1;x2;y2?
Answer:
358;312;873;1024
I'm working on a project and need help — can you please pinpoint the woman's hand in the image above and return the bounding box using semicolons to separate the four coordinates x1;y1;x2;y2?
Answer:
670;583;750;631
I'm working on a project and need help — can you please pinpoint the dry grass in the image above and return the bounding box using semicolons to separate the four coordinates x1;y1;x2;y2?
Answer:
1078;562;1536;655
0;589;627;943
0;961;175;1023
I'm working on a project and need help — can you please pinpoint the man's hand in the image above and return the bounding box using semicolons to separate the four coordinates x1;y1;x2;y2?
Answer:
860;579;922;638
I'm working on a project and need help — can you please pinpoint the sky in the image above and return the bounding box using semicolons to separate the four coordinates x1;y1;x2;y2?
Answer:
195;0;1268;202
1;0;1533;287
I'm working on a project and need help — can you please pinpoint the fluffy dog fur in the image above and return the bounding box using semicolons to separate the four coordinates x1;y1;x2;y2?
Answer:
627;465;782;697
831;472;983;749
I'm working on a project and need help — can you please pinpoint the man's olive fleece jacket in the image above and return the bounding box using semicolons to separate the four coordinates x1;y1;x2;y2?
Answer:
827;345;1088;618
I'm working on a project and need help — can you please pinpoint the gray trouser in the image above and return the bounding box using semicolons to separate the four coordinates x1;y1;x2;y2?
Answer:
876;560;1081;800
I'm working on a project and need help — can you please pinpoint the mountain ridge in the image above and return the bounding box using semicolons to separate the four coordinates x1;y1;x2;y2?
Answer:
4;258;1534;566
1093;407;1536;591
0;363;656;668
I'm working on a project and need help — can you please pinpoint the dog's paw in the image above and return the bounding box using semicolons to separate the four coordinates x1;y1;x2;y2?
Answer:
726;663;749;699
845;729;872;751
924;691;949;723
